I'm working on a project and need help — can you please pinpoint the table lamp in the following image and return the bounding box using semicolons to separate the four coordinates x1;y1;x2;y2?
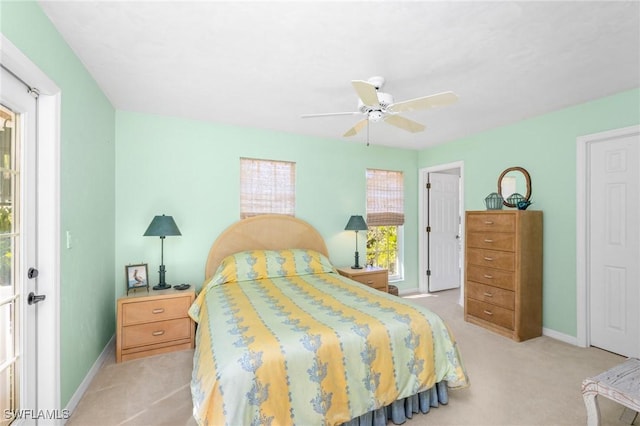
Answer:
144;214;181;290
345;215;368;269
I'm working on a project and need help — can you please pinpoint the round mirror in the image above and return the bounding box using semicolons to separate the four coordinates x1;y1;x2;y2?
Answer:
498;166;531;208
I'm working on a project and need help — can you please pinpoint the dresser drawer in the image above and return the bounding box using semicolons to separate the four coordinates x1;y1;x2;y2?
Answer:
122;296;192;326
467;248;515;271
122;317;192;349
466;281;515;310
466;264;515;291
467;299;514;330
467;213;515;233
466;232;515;251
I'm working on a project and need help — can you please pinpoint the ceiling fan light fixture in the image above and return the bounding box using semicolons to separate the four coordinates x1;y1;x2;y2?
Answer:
368;110;384;122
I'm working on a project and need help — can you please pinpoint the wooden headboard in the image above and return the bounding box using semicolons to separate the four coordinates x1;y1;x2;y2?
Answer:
204;215;329;280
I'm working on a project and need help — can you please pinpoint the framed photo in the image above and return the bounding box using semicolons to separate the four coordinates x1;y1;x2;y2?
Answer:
125;263;149;295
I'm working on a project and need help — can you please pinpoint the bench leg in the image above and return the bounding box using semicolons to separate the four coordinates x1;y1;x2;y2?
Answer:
619;407;638;425
583;391;601;426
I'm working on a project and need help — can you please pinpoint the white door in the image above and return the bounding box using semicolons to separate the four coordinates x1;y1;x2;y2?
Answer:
588;132;640;357
427;172;460;292
0;67;39;424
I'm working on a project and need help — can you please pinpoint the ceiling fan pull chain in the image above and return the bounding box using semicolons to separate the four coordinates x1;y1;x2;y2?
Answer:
366;117;370;147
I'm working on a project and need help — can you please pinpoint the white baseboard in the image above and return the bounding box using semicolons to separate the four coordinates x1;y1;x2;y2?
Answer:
543;327;581;346
398;286;419;296
63;334;115;422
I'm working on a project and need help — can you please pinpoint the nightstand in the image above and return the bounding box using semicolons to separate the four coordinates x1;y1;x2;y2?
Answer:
336;266;389;293
116;288;195;363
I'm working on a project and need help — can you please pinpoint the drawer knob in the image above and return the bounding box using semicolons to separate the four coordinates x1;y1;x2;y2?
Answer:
484;239;493;243
483;257;494;261
483;310;493;316
366;280;373;284
483;292;493;297
483;274;493;279
152;308;165;314
152;330;165;336
484;221;494;225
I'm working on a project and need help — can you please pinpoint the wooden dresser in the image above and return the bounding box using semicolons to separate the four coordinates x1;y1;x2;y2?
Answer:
336;266;389;293
116;289;195;362
464;210;542;341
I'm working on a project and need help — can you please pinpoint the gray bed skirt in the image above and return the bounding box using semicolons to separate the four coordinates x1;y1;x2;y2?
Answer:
341;381;449;426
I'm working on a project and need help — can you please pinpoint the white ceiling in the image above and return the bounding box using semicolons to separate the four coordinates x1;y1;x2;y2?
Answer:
38;1;640;150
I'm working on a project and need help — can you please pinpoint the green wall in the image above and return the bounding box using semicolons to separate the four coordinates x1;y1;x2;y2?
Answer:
114;111;419;296
1;2;116;406
418;88;640;337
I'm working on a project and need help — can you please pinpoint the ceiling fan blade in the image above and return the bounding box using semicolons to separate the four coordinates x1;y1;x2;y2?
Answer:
387;91;458;113
301;112;360;118
384;114;425;133
351;80;379;106
343;119;368;137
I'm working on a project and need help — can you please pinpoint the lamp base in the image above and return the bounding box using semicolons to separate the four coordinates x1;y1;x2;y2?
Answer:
153;283;172;290
351;250;363;269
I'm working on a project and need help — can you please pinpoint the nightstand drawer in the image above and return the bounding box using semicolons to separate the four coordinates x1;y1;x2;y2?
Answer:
466;232;515;251
122;296;192;326
466;281;515;310
466;264;515;291
116;289;196;362
467;299;514;330
336;267;389;292
122;317;192;348
467;248;515;271
352;273;387;290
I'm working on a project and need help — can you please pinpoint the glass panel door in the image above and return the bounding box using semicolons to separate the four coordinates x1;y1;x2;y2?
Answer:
0;104;18;426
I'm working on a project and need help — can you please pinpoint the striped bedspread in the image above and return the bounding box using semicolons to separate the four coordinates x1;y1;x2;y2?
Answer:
189;249;468;425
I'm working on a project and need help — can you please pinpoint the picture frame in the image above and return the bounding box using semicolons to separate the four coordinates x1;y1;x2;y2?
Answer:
125;263;149;295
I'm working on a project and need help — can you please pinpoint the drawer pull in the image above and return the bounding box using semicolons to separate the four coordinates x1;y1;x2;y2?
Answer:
152;330;165;336
484;239;493;243
483;310;493;316
483;274;493;279
484;221;494;225
483;257;494;261
152;308;165;314
366;280;373;284
483;292;493;297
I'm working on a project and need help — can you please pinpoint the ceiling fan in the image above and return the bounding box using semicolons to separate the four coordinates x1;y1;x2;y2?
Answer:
301;76;458;138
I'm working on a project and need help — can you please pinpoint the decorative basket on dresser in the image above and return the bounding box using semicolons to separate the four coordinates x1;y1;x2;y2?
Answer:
464;210;543;342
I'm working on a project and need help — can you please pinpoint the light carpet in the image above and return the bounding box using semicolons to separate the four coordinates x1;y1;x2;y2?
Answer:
67;289;632;426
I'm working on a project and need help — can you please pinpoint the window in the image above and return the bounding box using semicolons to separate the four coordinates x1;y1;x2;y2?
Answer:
366;169;404;280
240;158;295;218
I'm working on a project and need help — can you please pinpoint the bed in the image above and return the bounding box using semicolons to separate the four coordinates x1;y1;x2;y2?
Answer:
189;215;468;425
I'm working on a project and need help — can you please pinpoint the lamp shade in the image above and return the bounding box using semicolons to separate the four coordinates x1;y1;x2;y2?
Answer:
344;215;368;231
143;215;182;237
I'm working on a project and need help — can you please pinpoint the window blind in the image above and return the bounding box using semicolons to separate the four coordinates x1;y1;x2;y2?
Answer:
366;168;404;226
240;157;296;218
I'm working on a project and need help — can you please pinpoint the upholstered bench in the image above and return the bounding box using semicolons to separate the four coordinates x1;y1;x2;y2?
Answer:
582;358;640;426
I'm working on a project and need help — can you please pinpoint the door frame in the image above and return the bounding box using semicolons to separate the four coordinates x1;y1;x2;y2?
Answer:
1;34;62;416
576;125;640;348
418;161;465;304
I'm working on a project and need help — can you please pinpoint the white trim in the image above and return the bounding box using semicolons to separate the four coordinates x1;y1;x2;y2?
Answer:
543;327;579;346
0;35;58;95
398;286;419;296
418;161;465;304
1;34;62;417
63;335;115;421
576;125;640;349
